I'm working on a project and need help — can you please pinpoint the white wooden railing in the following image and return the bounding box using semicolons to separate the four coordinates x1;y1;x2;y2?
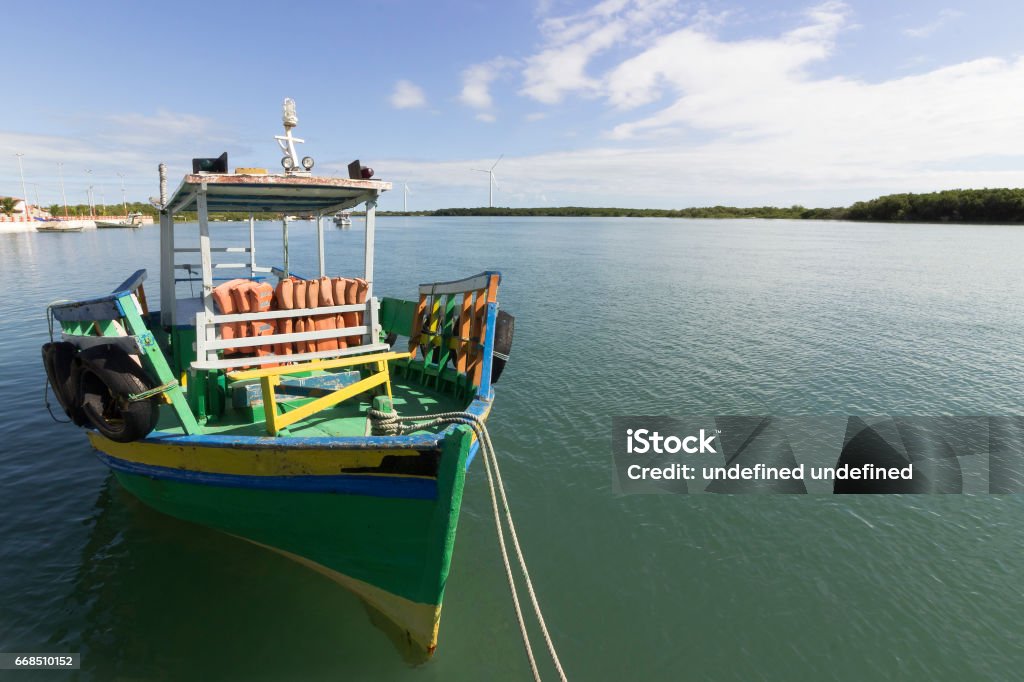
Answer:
192;298;386;371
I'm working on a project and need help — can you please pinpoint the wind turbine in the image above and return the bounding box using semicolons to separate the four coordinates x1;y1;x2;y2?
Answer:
403;182;412;212
472;154;502;208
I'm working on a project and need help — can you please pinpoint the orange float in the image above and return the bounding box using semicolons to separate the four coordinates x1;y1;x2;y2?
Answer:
211;278;248;355
305;279;320;353
316;276;339;352
352;278;368;345
292;279;308;355
274;278;295;358
332;278;350;349
246;282;277;367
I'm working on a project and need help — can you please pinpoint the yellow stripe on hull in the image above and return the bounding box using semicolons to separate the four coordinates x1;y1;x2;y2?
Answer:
87;432;426;477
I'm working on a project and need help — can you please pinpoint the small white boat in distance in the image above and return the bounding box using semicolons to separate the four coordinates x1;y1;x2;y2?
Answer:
37;223;84;233
334;211;352;226
96;212;145;229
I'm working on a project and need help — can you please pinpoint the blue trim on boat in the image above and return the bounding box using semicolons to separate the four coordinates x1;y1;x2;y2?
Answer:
95;452;439;499
478;302;498;397
140;396;493;450
143;431;441;449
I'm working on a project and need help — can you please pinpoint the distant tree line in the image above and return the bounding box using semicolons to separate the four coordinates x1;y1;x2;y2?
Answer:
378;188;1024;223
842;189;1024;223
415;205;823;219
41;188;1024;224
47;201;156;218
47;201;281;221
379;205;821;219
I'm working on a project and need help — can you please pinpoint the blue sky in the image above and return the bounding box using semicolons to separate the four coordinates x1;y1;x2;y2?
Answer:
2;0;1023;211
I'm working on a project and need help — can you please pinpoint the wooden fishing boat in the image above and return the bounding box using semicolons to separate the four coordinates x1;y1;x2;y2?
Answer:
40;101;513;660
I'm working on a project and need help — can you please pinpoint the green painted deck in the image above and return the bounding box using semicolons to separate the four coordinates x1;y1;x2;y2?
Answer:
155;373;468;438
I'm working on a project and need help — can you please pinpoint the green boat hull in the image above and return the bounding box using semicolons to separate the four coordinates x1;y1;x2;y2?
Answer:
94;424;475;658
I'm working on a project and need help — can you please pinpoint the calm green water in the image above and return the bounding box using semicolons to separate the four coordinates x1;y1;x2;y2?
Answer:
2;217;1023;680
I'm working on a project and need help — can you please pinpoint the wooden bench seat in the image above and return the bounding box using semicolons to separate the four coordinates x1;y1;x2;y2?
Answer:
231;371;363;408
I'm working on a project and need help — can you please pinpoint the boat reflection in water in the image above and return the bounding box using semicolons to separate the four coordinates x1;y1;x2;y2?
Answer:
64;475;434;680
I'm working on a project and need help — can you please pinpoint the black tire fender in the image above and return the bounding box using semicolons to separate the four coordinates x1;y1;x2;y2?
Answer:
41;342;89;426
491;310;514;384
75;346;160;443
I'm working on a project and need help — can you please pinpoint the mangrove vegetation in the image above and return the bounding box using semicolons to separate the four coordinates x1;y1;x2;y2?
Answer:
379;188;1024;224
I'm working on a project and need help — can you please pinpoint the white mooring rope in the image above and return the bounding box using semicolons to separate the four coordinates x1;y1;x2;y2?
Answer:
369;409;568;682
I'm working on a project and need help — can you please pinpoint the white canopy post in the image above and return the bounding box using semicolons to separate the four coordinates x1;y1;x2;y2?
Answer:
363;194;379;345
196;185;214;316
160;210;174;325
249;213;256;278
316;212;325;277
196;185;218;362
364;195;377;298
282;217;290;278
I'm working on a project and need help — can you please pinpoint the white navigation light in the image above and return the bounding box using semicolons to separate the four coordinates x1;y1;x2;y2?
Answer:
282;98;298;128
275;98;308;174
301;156;314;171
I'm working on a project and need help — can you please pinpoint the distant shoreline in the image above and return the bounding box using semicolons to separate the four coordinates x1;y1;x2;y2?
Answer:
26;188;1024;225
375;188;1024;224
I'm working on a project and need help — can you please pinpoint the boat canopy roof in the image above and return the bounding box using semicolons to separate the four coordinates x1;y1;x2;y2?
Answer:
165;172;392;215
158;170;390;328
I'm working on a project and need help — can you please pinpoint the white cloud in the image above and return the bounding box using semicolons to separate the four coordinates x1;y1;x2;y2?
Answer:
520;0;682;103
380;2;1024;208
476;113;497;123
526;112;548;121
389;80;427;109
459;57;517;110
604;1;850;137
904;9;964;38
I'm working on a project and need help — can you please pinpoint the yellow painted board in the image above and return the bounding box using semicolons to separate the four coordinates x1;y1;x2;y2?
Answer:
269;372;388;435
229;351;411;381
261;375;280;434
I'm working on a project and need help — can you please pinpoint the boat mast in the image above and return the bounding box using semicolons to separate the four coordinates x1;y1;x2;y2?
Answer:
15;153;29;221
58;162;68;218
118;172;127;215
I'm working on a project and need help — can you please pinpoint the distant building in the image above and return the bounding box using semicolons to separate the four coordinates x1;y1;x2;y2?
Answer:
0;197;51;221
